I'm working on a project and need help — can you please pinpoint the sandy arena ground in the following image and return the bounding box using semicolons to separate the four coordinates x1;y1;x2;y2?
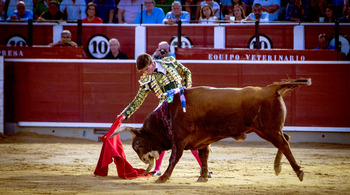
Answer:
0;132;350;195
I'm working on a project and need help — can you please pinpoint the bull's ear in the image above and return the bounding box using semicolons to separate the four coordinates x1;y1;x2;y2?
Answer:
109;126;136;138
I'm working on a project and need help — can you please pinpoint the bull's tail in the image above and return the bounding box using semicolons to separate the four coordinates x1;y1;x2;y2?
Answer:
270;78;312;97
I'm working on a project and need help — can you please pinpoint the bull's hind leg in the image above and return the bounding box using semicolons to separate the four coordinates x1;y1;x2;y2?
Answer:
270;132;303;181
274;133;290;176
197;146;210;182
256;130;303;181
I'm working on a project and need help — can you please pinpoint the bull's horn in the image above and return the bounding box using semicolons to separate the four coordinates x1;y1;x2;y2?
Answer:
150;151;160;160
109;126;134;138
141;157;154;175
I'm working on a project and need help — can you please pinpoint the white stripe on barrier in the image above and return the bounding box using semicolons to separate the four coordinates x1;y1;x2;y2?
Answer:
17;122;350;133
177;60;350;65
4;59;137;63
293;25;305;50
18;122;142;129
282;126;350;133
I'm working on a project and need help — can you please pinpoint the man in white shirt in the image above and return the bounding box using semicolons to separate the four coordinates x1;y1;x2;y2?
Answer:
252;0;280;21
244;3;269;22
163;1;190;24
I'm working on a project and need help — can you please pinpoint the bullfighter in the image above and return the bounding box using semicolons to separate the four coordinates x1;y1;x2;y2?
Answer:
118;53;204;176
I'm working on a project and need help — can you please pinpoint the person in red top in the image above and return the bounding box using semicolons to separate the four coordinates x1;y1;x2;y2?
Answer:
82;2;103;23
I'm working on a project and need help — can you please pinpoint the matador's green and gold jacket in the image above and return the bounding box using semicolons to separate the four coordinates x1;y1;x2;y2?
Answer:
122;56;192;119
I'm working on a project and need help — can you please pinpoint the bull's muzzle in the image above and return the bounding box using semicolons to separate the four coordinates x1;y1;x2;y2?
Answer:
141;151;159;175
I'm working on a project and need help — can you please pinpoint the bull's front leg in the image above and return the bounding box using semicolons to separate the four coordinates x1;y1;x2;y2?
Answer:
197;146;210;182
156;144;184;183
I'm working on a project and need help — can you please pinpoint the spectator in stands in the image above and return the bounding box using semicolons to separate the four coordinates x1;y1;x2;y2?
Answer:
315;33;335;50
105;38;128;59
231;0;248;16
6;0;33;20
60;0;87;21
37;0;66;21
133;0;165;24
198;3;218;23
241;0;254;15
152;41;176;59
6;1;33;22
284;0;310;22
49;30;78;47
34;0;59;19
82;2;103;23
163;1;190;24
200;0;222;19
155;0;173;14
0;0;5;21
225;4;246;22
252;0;280;21
183;0;201;22
93;0;115;23
339;5;350;22
220;0;233;18
324;5;336;22
309;0;326;22
244;3;269;21
278;0;289;20
117;0;144;24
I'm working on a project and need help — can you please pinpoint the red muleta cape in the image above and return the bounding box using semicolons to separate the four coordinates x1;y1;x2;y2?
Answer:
94;115;151;179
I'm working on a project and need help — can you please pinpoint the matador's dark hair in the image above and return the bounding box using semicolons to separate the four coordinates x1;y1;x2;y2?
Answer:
136;53;153;71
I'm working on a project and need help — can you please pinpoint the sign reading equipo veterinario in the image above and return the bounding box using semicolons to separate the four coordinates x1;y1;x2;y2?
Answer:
175;48;341;61
208;53;306;61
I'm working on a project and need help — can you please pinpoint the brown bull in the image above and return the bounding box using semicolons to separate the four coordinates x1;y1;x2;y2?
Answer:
111;78;311;183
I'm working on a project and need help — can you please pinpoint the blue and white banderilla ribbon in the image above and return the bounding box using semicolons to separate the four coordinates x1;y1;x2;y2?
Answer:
165;87;186;112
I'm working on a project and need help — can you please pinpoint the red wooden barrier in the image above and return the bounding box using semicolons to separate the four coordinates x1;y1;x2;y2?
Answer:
0;46;86;59
4;59;350;128
225;24;296;49
0;23;55;46
145;25;215;54
304;24;350;49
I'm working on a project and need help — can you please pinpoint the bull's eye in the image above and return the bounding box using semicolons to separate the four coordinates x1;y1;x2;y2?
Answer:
142;157;146;161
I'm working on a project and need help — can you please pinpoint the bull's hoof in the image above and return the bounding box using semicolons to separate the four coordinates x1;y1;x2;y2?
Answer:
274;165;282;176
155;176;168;183
197;177;208;182
297;170;304;182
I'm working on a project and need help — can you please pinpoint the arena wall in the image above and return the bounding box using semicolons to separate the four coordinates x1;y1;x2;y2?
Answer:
1;23;349;143
3;59;350;143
